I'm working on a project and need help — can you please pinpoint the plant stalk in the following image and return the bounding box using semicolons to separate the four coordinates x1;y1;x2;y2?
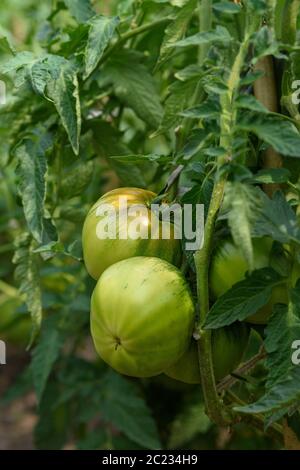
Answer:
194;29;253;426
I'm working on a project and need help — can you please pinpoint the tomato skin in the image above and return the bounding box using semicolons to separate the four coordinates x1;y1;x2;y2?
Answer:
165;323;250;384
209;238;287;324
91;257;195;378
82;187;182;280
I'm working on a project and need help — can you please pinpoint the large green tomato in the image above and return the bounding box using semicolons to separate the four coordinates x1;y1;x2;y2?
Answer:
165;322;250;384
82;187;182;279
91;256;195;378
209;238;288;324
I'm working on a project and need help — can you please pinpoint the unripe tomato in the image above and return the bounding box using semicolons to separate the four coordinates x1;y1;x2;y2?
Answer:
91;257;195;378
165;322;250;384
209;238;288;324
82;187;182;279
0;297;31;347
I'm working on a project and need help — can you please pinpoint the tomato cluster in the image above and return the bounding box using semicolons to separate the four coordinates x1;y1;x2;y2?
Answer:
83;188;254;381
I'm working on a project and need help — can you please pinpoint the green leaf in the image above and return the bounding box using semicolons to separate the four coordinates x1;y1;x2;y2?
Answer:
33;240;83;262
60;160;94;198
235;94;269;113
202;74;228;95
2;53;81;154
180;129;210;158
46;60;81;155
1;51;35;74
84;15;120;79
100;371;161;449
168;402;211;448
13;233;43;337
155;78;198;134
213;1;242;14
31;315;65;403
34;381;68;449
247;0;268;13
205;268;284;329
173;25;232;47
253;191;300;244
90;120;147;187
98;51;163;128
77;430;108;450
111;154;171;164
251;26;287;62
15;128;55;244
181;97;221;119
175;64;203;81
252;168;291;184
287;411;300;440
63;0;95;23
1;367;32;405
237;111;300;157
156;0;197;68
0;35;15;55
239;70;264;86
224;182;262;270
235;287;300;414
109;157;147;189
2;53;62;96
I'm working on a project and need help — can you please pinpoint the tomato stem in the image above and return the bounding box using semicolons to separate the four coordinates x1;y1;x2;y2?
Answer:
194;17;255;426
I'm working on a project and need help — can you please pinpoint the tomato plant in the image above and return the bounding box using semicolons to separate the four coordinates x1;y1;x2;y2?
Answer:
0;0;300;452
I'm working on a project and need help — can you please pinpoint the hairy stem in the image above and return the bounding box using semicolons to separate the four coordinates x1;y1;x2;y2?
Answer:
194;28;253;426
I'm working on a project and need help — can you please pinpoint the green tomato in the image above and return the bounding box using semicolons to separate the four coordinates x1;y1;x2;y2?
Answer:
209;238;288;324
82;187;182;280
165;322;250;384
0;297;31;347
91;256;195;378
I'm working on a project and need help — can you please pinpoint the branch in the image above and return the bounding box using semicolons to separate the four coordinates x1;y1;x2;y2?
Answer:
194;27;254;427
217;347;267;393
